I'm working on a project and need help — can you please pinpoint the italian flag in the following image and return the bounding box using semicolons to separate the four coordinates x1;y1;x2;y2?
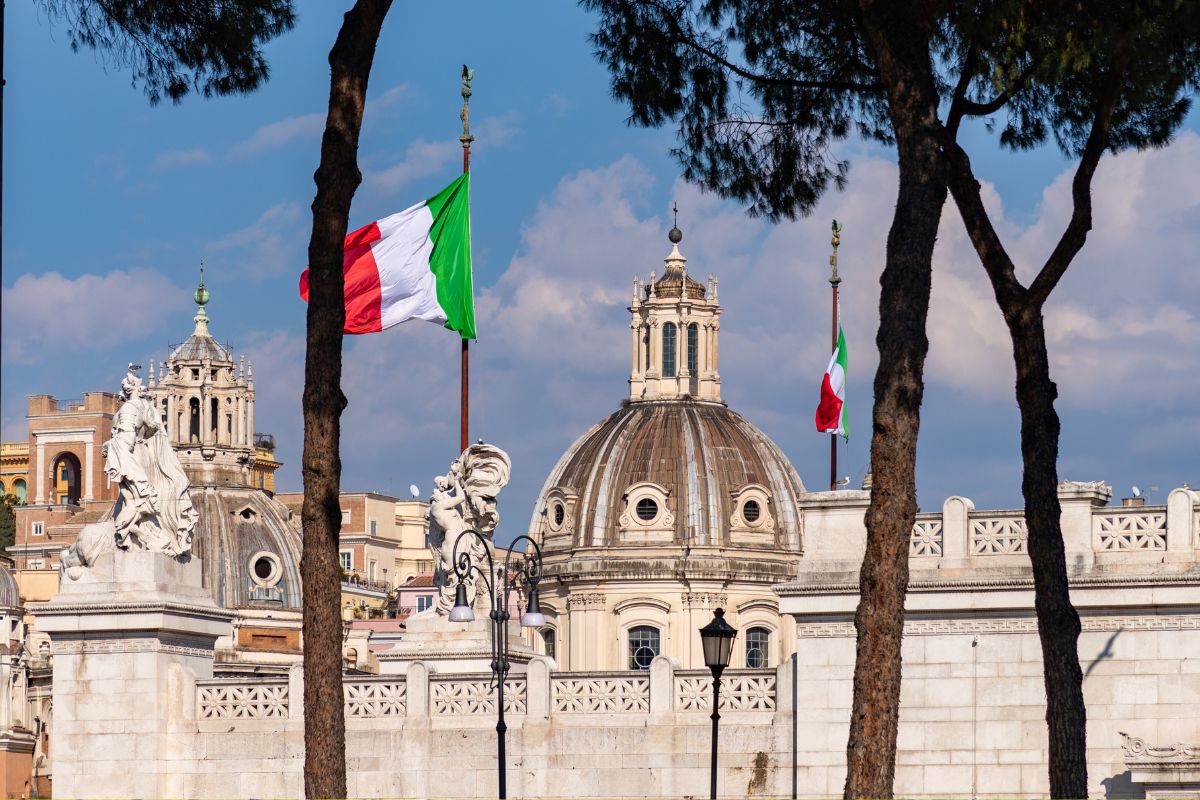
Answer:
814;322;848;440
299;173;475;339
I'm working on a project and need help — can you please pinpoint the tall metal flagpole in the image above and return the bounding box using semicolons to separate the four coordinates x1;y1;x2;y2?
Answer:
828;220;842;492
459;65;475;454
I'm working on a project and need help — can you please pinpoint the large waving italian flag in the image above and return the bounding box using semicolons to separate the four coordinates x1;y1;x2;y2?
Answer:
300;173;475;339
814;322;848;440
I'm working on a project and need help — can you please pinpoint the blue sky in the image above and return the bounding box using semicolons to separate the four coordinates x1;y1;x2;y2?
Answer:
4;2;1198;538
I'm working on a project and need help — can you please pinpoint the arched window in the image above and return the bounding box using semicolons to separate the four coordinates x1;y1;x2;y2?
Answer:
628;625;660;669
189;398;201;443
662;323;677;377
687;323;699;393
745;626;770;668
51;453;81;506
12;479;25;503
541;629;556;661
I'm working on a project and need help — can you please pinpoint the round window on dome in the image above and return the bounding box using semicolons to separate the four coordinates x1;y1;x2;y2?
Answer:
249;551;282;588
553;503;565;527
635;497;658;522
742;499;762;524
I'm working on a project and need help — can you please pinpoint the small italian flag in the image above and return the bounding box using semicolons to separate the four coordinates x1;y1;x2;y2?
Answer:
814;322;848;440
300;173;475;339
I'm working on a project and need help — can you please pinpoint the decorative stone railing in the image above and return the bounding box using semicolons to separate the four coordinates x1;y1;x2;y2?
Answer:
673;669;777;712
902;485;1198;566
344;676;407;718
969;512;1029;555
431;674;527;716
1094;508;1167;551
197;679;289;719
551;672;650;713
194;661;784;725
909;515;944;557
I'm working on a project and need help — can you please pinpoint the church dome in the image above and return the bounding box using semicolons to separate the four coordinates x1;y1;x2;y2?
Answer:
170;332;232;364
0;563;20;609
531;399;805;551
190;485;303;609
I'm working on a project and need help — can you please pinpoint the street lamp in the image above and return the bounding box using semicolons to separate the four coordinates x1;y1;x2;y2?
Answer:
699;608;737;800
448;530;545;800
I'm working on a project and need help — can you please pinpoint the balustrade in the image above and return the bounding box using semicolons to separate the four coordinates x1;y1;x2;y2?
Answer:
197;679;289;719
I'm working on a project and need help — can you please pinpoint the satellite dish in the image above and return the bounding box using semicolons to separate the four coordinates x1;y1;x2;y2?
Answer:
1132;486;1142;498
409;484;421;499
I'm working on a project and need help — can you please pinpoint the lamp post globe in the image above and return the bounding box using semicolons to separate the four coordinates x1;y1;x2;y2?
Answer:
449;583;475;622
699;608;737;799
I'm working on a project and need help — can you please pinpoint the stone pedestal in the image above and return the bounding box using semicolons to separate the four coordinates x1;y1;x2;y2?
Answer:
376;608;537;674
32;551;234;799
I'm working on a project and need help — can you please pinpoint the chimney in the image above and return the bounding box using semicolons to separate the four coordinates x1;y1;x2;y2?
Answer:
1121;496;1145;508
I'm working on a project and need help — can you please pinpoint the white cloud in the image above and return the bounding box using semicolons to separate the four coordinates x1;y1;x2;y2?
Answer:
208;202;306;279
229;113;326;160
1;269;186;364
364;114;521;196
152;147;212;170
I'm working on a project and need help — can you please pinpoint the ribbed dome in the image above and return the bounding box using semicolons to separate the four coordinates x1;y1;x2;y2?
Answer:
190;486;303;609
531;400;805;551
0;564;20;609
652;267;706;299
170;332;232;363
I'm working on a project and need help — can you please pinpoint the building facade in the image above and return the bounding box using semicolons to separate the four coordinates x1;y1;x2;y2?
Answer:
530;229;802;672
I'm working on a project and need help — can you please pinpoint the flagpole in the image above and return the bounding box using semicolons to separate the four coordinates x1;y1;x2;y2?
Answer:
829;220;842;492
459;65;475;454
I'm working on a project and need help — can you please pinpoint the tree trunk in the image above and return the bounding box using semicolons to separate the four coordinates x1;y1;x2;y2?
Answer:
844;7;946;797
1009;309;1088;798
300;3;391;798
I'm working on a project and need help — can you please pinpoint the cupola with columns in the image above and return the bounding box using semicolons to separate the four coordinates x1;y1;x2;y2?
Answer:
147;272;258;486
629;222;722;402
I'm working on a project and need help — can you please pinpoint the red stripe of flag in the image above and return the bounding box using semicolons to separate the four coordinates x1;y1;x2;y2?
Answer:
814;372;843;432
298;221;385;334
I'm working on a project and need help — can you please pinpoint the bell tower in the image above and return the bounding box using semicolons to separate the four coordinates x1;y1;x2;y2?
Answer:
629;222;722;403
148;273;258;486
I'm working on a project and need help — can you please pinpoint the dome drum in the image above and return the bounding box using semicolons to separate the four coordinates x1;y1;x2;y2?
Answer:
531;401;804;553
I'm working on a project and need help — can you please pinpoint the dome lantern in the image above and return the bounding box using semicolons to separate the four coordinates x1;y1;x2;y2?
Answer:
629;223;721;402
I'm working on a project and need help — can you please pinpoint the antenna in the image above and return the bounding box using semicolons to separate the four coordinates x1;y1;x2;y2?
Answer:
409;484;421;499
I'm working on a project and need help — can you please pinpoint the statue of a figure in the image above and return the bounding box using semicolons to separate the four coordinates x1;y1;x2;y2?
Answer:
61;366;198;578
425;442;511;613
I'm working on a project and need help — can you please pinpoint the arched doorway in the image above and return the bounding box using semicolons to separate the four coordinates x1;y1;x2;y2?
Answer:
51;452;82;505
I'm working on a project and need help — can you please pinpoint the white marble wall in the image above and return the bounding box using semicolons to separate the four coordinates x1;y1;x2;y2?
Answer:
138;658;792;799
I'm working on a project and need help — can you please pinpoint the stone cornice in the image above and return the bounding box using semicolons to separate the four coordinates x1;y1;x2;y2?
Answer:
775;570;1200;596
31;599;236;621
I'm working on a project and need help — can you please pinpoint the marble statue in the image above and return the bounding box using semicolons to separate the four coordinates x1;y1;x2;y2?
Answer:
62;365;198;578
425;442;511;613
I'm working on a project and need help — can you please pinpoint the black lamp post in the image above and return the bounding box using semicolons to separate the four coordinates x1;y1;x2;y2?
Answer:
699;608;737;800
448;530;544;800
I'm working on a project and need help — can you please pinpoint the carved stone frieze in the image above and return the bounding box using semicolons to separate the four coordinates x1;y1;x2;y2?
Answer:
567;592;606;610
1121;732;1199;763
795;614;1200;638
681;592;728;609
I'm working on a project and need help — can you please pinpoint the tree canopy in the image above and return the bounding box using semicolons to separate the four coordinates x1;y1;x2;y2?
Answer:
585;0;1197;220
39;0;297;104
